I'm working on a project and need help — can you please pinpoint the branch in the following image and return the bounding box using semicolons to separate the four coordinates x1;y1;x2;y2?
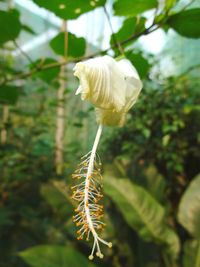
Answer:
13;40;35;65
0;22;161;86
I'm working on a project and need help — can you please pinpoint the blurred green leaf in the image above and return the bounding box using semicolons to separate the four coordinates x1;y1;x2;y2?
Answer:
0;9;21;45
104;170;180;258
110;17;146;48
143;165;166;203
20;245;97;267
33;0;106;20
40;182;73;218
0;85;20;104
167;9;200;39
50;32;86;58
30;58;60;82
178;174;200;238
126;51;151;78
113;0;158;16
0;208;13;227
165;0;177;11
21;24;36;35
183;239;200;267
31;139;53;157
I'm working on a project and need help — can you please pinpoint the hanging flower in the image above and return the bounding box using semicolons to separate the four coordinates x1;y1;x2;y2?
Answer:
72;55;142;260
74;55;142;126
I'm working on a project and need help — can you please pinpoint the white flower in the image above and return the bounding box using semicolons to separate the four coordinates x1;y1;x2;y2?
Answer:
73;55;142;126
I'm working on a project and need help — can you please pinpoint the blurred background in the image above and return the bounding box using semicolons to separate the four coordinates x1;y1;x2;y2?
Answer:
0;0;200;267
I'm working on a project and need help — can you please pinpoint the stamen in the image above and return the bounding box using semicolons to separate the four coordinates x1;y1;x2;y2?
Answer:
71;124;112;259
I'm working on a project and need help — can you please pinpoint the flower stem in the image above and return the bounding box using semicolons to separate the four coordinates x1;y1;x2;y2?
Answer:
84;124;103;236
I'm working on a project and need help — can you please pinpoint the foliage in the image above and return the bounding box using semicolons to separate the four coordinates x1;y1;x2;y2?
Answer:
167;9;200;39
0;0;200;267
50;32;86;58
20;245;96;267
178;174;200;238
104;168;180;260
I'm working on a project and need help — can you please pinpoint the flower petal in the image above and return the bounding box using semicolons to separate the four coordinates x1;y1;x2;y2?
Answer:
74;56;143;126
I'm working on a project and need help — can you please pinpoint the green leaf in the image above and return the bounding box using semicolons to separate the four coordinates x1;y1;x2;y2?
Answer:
178;174;200;238
143;165;167;203
0;208;13;227
30;58;60;83
0;85;20;105
165;0;177;11
113;0;158;16
19;245;96;267
104;170;180;258
183;240;200;267
126;51;151;79
40;182;73;218
33;0;106;20
50;32;86;58
110;17;146;49
167;9;200;39
0;9;21;45
21;24;36;35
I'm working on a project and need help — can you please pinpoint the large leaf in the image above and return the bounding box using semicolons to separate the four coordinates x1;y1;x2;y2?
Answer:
113;0;158;17
167;9;200;39
50;32;86;58
126;51;151;79
0;9;21;45
104;171;180;258
33;0;106;20
0;85;20;104
178;174;200;238
19;245;96;267
183;240;200;267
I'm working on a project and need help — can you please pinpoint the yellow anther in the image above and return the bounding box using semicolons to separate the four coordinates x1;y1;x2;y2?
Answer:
88;255;94;260
108;242;112;248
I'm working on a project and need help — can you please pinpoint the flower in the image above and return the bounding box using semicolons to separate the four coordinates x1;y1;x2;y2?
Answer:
73;55;142;126
72;55;142;259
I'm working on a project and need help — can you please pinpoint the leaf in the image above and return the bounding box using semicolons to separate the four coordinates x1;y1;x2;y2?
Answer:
165;0;177;11
19;245;96;267
104;170;180;258
143;165;167;203
167;9;200;39
0;9;21;45
178;174;200;238
0;208;13;227
40;182;73;218
113;0;158;17
0;85;20;105
32;0;106;20
50;32;86;58
126;51;151;79
30;58;60;82
183;240;200;267
21;24;36;35
110;17;146;48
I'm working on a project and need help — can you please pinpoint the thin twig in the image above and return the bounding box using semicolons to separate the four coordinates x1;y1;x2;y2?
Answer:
180;0;195;11
103;5;124;55
13;40;35;65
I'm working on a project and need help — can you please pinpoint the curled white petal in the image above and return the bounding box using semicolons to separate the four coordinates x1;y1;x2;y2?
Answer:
73;55;143;126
